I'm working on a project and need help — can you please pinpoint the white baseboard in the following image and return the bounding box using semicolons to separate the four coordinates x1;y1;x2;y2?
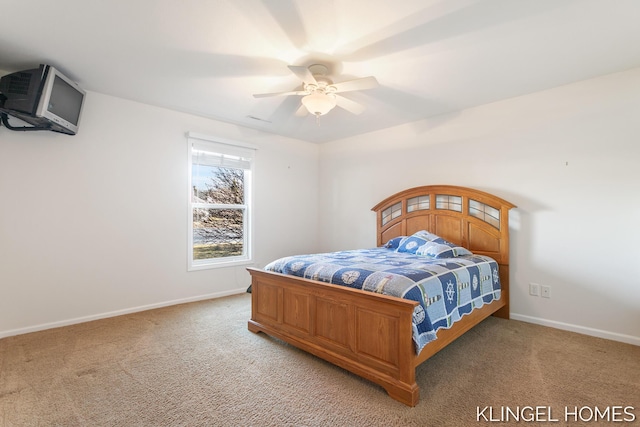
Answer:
0;287;249;339
5;299;637;347
510;313;640;347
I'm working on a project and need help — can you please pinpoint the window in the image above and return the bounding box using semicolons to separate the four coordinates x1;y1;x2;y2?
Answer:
469;199;501;229
187;133;255;270
381;202;402;226
435;194;462;212
407;195;430;212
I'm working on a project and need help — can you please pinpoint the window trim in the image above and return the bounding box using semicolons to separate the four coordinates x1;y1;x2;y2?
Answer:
187;132;256;271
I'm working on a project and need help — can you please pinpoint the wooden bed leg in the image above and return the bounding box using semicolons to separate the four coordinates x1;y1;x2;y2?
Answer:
247;320;261;334
384;382;420;407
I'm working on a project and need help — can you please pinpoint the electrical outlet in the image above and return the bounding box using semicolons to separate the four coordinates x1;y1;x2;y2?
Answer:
541;285;551;298
529;283;540;296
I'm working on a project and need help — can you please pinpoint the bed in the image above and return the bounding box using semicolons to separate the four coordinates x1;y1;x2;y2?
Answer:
247;185;515;406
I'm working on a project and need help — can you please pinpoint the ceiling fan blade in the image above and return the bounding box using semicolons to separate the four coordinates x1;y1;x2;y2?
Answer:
261;0;309;50
331;76;379;93
288;65;317;85
335;95;365;115
294;103;308;117
253;90;306;98
337;1;552;62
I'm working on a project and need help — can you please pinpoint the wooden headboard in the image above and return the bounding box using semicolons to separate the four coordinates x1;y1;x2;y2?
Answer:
372;185;515;263
372;185;516;317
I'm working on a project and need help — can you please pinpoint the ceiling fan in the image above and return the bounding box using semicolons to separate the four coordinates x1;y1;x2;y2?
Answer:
253;64;379;118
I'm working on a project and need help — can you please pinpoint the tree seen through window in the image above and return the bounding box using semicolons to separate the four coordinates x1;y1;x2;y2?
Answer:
192;167;245;259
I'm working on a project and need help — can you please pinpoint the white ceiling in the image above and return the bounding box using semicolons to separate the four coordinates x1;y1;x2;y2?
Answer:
2;0;640;143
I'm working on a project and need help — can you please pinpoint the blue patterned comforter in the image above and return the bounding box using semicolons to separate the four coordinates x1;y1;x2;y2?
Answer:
264;248;501;353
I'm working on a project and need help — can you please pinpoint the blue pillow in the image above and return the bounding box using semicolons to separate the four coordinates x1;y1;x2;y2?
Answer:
396;230;472;258
412;230;440;241
416;241;472;258
383;236;405;249
395;235;428;253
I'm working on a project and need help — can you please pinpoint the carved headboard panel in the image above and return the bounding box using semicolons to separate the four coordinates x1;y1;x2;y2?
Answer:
371;185;516;266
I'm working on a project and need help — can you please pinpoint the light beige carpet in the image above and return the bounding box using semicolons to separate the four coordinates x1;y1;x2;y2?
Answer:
1;294;638;426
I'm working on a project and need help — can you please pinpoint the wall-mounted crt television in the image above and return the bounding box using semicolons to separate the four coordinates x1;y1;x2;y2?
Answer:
0;64;86;135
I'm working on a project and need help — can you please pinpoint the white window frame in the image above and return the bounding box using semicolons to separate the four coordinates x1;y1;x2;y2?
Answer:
187;132;256;271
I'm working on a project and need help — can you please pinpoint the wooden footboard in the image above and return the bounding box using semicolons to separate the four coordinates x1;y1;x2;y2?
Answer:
248;267;507;406
247;267;421;406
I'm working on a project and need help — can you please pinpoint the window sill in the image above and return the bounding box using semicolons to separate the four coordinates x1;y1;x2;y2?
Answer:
188;257;253;272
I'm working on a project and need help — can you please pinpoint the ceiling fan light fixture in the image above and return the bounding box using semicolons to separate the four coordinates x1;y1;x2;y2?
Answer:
301;91;337;116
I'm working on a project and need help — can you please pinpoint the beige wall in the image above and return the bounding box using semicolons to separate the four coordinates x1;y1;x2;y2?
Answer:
0;92;319;336
319;67;640;345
